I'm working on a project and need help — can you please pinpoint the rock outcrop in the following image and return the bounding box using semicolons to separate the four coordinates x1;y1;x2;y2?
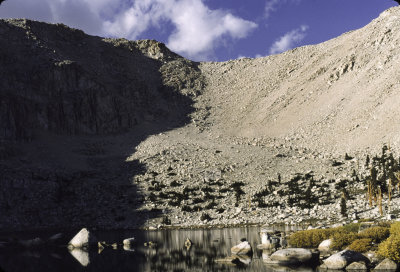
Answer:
374;258;398;270
68;228;97;249
0;19;202;141
321;250;370;270
269;248;313;265
0;19;203;230
231;241;252;256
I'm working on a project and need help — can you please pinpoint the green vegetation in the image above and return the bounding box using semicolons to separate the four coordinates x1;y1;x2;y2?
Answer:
390;221;400;235
290;223;390;251
348;238;373;253
358;226;390;243
378;235;400;262
231;181;245;207
341;223;361;233
289;229;337;248
290;221;400;262
200;212;212;221
162;216;171;225
331;231;358;250
377;221;400;262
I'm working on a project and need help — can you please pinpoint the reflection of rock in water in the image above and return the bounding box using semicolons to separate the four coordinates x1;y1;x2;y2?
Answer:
123;244;135;252
215;254;252;266
69;248;90;267
264;264;313;272
262;249;274;261
236;254;251;265
231;241;252;256
258;230;284;250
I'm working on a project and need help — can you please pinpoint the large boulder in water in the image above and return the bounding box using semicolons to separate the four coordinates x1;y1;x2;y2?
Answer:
270;248;312;265
231;241;252;256
68;228;97;249
322;250;370;270
123;237;135;246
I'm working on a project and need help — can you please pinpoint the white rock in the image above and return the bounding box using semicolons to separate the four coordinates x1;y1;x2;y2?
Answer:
261;232;271;245
68;228;96;249
231;241;252;255
318;239;332;252
322;250;370;270
123;244;135;252
270;248;312;265
374;258;398;270
123;237;135;247
346;261;367;270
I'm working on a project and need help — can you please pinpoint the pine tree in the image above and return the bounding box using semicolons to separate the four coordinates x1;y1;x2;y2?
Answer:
340;194;347;216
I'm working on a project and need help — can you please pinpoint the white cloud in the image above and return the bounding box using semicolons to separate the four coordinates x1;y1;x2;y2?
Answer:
104;0;257;60
264;0;280;19
269;25;308;55
165;0;257;60
264;0;301;19
0;0;257;61
0;0;107;35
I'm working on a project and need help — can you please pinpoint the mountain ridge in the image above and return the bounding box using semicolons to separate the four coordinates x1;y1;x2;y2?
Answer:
1;7;400;229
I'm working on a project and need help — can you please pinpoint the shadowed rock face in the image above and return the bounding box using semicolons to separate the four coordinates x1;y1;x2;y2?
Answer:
0;19;204;230
0;19;202;141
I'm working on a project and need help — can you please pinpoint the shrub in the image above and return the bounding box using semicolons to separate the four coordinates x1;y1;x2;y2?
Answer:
162;216;171;225
289;229;336;248
341;223;361;233
390;222;400;236
200;212;212;221
377;235;400;262
348;238;372;253
331;231;358;250
377;221;392;228
358;226;390;243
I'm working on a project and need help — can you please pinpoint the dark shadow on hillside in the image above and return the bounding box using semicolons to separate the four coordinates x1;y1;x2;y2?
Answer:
0;19;202;231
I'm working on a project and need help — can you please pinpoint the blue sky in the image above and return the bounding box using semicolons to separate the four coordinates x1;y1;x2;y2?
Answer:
0;0;397;61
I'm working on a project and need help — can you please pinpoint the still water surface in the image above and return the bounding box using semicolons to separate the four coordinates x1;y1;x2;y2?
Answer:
0;225;317;272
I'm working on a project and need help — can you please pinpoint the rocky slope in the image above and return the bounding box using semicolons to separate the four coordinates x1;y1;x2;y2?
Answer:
2;7;400;230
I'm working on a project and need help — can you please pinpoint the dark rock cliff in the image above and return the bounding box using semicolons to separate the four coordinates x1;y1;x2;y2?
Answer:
0;19;202;141
0;19;204;230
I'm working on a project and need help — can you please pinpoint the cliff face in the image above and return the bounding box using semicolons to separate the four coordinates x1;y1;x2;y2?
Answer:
0;19;202;141
0;19;204;230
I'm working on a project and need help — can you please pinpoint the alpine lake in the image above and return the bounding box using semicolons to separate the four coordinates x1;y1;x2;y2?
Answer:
0;225;323;272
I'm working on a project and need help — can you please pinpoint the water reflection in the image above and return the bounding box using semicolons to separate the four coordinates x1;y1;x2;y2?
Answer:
69;248;90;267
0;225;316;272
